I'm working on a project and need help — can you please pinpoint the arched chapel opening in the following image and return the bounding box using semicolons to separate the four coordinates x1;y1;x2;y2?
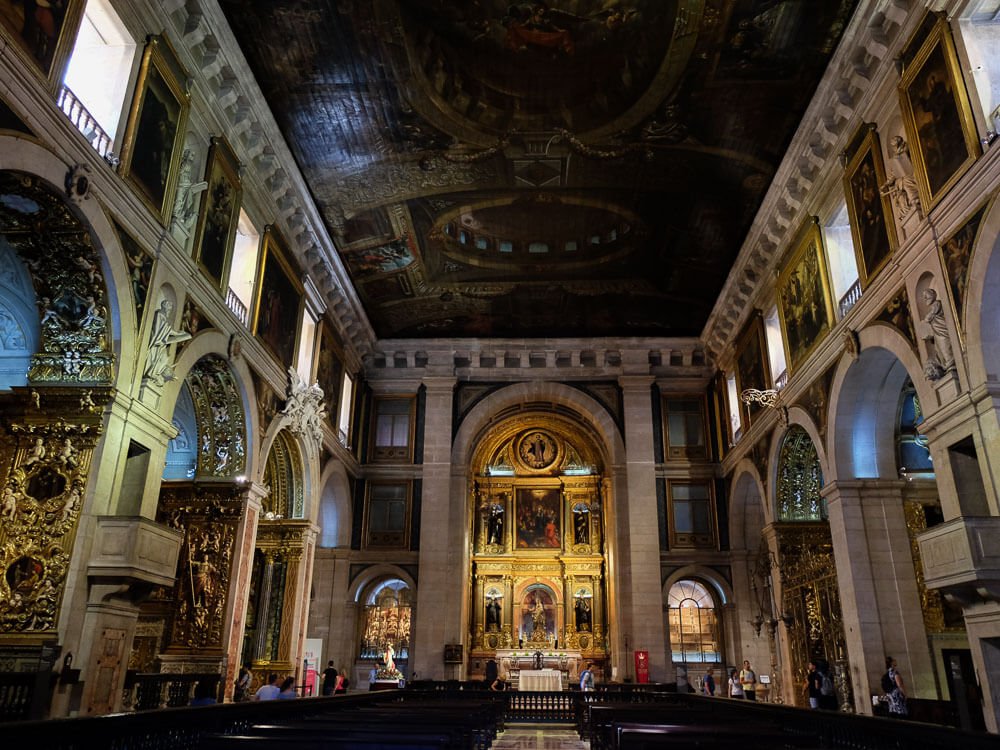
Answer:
467;410;609;684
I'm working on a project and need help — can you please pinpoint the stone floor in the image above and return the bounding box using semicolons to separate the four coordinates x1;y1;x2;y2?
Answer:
493;725;588;750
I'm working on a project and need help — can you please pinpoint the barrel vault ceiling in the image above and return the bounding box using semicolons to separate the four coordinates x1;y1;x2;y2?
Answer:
220;0;858;339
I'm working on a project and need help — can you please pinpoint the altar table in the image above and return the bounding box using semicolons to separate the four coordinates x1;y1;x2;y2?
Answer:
518;668;562;691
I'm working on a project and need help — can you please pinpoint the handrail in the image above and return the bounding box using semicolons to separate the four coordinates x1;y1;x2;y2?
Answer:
56;86;115;162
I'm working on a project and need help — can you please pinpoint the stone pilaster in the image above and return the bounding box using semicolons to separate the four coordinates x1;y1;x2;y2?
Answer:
412;376;458;679
823;479;933;712
616;375;668;681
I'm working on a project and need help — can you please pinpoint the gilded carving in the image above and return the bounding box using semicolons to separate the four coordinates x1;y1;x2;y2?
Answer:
157;484;245;650
904;500;946;632
0;389;108;637
0;173;115;384
186;356;247;478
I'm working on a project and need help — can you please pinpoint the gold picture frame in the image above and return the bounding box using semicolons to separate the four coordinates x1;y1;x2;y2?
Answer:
118;35;191;224
0;0;85;88
733;312;771;428
193;136;242;289
315;320;345;429
252;226;304;368
843;123;897;287
776;220;835;376
898;14;980;211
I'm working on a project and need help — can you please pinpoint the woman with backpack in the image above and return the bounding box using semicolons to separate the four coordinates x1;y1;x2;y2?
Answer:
817;660;838;710
884;656;908;717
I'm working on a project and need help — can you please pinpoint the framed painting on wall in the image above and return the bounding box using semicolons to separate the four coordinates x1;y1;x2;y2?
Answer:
315;321;345;429
119;35;191;223
843;123;897;287
776;220;836;375
0;0;84;87
515;487;561;550
733;313;770;428
898;14;980;210
252;226;303;369
193;135;241;288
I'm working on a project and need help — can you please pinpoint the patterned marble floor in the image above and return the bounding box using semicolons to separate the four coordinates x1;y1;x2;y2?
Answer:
493;725;589;750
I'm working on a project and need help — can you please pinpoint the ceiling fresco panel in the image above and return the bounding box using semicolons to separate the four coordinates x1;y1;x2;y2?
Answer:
221;0;858;338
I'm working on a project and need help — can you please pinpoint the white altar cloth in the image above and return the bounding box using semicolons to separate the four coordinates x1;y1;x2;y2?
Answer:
518;668;562;691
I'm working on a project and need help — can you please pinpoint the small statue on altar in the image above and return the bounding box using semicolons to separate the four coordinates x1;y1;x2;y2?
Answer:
575;597;592;632
486;597;501;630
384;643;396;675
531;596;546;638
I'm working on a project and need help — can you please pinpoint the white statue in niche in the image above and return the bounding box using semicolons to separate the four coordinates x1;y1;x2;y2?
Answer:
881;135;922;221
144;299;192;386
919;288;955;381
171;149;207;238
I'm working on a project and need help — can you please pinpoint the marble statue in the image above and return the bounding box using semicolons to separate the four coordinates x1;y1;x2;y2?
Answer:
144;299;192;386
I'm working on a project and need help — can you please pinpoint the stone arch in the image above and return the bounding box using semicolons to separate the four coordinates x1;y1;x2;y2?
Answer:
165;331;258;478
350;564;418;604
828;327;928;481
663;565;733;606
0;141;139;387
317;459;352;548
773;424;827;521
0;238;40;389
260;429;304;520
174;354;248;480
0;169;118;385
729;461;768;552
965;194;1000;385
453;382;625;469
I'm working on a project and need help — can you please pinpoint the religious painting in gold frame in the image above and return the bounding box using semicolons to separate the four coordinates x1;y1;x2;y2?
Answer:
843;123;897;288
0;0;84;88
898;14;980;211
118;35;191;223
252;226;304;369
314;320;345;430
193;135;241;289
733;312;770;428
776;220;835;376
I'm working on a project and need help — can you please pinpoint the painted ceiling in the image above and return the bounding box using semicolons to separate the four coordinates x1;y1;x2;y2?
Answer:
220;0;858;339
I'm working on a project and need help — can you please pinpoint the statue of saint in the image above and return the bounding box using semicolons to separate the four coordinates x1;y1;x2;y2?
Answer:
144;299;192;386
920;288;955;378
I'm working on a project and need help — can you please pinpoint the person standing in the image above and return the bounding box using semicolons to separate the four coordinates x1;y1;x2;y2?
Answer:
739;660;757;701
579;662;595;691
817;660;838;710
702;667;716;696
884;656;908;718
728;668;745;699
322;661;339;696
804;661;822;709
234;664;252;702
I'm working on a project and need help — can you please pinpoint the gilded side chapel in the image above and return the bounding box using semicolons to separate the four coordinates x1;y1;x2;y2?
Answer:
1;0;1000;736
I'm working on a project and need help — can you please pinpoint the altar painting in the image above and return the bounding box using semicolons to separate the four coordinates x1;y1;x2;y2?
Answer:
516;488;561;548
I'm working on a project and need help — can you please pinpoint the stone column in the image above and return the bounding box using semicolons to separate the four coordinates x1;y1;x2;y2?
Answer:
617;375;668;681
824;479;934;712
412;376;458;679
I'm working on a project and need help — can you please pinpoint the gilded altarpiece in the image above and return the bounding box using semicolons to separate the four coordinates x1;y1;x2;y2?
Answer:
468;415;608;679
156;483;244;653
776;523;853;711
0;388;111;640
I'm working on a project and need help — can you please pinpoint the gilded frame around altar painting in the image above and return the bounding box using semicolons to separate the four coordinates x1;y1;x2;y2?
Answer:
776;220;835;376
119;35;191;223
193;136;242;289
0;0;84;88
843;123;897;288
898;14;980;211
252;226;304;369
733;313;770;429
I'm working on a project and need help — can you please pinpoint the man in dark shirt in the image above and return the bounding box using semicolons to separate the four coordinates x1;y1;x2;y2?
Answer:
322;661;339;696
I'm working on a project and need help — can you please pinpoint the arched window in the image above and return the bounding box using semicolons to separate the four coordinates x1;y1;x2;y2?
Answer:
360;579;411;661
667;580;720;663
776;426;826;521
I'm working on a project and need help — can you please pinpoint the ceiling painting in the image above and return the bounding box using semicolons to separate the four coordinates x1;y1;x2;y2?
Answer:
221;0;858;338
